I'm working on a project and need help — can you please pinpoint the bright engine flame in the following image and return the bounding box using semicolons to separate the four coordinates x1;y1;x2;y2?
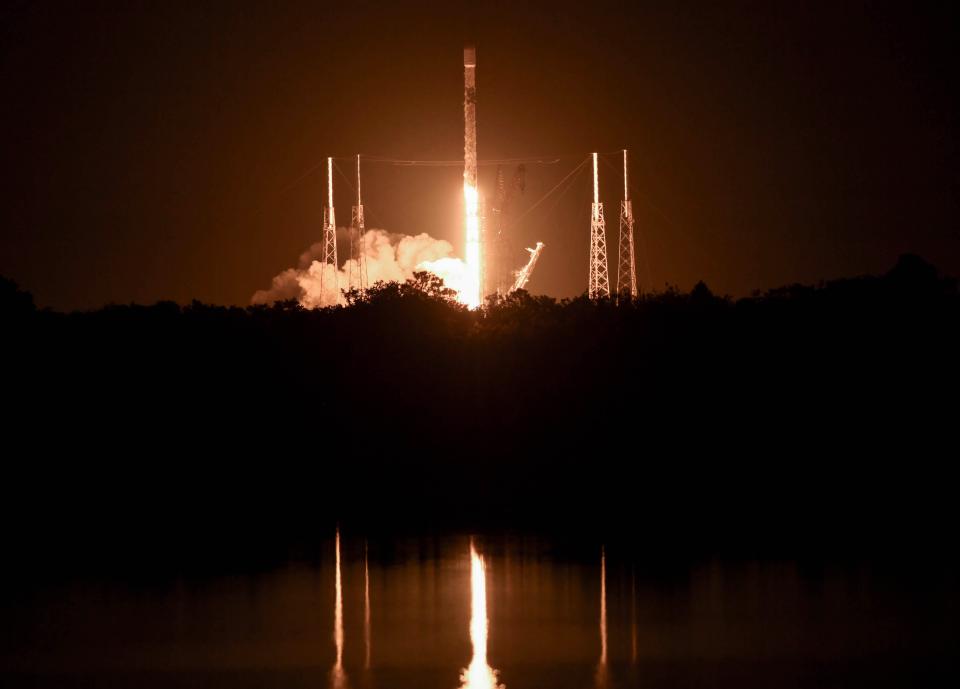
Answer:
463;182;482;308
459;540;502;689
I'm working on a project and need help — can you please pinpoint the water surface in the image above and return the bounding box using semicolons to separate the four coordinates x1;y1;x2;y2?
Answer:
2;534;956;688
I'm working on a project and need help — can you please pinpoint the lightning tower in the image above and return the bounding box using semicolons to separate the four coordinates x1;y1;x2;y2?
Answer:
321;156;338;302
463;44;482;308
588;152;610;299
617;149;637;299
351;154;367;296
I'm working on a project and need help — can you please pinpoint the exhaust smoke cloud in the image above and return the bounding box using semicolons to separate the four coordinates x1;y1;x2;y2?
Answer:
252;229;470;308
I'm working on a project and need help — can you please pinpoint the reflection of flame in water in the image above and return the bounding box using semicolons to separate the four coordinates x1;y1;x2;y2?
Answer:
458;540;503;689
594;547;608;688
630;567;637;664
364;540;371;670
331;529;347;689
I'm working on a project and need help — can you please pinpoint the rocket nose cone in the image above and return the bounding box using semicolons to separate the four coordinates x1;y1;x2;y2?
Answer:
464;44;476;67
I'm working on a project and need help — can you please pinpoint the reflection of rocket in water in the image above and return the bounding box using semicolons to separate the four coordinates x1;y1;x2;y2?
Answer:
458;539;503;689
364;540;371;670
594;547;608;688
331;528;347;689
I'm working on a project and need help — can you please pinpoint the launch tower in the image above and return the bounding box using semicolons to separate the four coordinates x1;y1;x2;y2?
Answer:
617;149;637;299
321;156;338;301
588;152;610;299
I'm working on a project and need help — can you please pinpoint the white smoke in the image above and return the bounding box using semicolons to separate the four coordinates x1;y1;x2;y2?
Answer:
251;229;469;308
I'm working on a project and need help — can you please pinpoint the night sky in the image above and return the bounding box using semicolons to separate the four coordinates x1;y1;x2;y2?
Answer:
1;1;958;310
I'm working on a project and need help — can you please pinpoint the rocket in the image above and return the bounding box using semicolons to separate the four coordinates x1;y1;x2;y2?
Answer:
464;44;478;192
463;44;482;307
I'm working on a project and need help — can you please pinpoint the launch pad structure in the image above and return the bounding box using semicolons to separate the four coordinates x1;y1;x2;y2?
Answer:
310;45;644;306
463;44;548;302
512;242;546;293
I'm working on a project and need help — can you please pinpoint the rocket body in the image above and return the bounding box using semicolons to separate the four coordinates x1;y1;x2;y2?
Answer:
464;45;477;189
463;44;481;308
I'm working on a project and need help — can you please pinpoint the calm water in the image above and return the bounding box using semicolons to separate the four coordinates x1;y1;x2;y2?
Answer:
2;534;957;688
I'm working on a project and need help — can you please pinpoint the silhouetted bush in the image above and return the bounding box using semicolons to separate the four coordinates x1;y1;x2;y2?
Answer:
0;276;35;316
2;256;957;569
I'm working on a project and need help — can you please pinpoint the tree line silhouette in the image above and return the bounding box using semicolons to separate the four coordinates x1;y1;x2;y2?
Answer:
2;254;957;574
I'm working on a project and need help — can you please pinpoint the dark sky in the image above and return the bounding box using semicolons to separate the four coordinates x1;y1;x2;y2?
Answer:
2;1;958;310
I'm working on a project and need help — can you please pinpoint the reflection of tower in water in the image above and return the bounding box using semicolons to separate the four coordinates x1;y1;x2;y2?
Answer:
458;540;503;689
594;546;608;688
364;540;371;670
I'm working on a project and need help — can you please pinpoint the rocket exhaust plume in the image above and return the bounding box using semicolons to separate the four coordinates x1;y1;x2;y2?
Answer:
463;44;481;309
458;539;503;689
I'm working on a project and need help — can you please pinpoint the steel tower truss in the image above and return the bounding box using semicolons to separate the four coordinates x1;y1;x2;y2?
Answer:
588;152;610;299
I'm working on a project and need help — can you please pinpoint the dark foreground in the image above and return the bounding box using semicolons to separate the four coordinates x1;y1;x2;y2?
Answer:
2;256;959;688
1;254;958;571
